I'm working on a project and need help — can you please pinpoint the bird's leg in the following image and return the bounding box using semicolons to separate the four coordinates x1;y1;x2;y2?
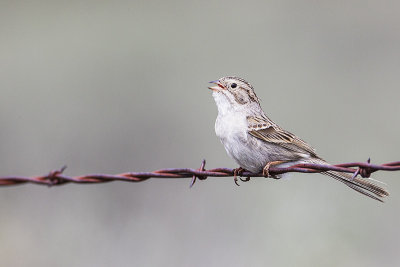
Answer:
263;161;287;179
233;167;248;186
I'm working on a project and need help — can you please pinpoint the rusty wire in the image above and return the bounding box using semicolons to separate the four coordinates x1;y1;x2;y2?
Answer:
0;159;399;187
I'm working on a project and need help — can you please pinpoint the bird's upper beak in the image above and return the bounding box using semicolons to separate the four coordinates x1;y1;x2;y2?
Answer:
208;80;225;91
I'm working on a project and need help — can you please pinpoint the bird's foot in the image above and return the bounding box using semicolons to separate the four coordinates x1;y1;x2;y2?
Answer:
263;161;286;179
233;167;250;186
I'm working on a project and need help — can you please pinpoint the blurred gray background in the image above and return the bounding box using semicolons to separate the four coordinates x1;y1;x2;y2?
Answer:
0;1;399;266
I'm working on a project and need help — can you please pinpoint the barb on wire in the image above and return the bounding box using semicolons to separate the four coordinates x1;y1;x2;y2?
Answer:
0;159;399;187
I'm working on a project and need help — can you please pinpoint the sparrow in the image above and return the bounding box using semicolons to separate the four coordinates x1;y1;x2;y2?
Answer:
208;76;388;202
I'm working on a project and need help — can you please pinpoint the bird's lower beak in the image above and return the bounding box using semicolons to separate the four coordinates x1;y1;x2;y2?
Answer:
208;80;225;91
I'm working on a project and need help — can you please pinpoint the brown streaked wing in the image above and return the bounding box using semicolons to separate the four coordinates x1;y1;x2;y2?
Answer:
247;116;317;156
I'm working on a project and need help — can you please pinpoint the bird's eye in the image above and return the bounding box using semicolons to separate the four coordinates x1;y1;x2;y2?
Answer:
231;83;237;88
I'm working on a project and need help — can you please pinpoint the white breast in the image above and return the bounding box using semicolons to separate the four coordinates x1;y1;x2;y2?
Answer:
215;109;248;140
213;90;266;172
214;101;255;166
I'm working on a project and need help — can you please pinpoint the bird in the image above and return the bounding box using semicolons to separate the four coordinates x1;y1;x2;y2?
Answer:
208;76;388;202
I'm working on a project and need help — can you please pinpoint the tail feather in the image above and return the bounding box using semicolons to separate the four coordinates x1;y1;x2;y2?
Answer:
310;159;389;202
324;171;387;202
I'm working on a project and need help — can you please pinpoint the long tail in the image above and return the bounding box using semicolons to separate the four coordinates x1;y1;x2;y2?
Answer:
309;158;389;202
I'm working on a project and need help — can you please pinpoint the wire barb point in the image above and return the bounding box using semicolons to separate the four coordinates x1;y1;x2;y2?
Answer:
190;159;207;188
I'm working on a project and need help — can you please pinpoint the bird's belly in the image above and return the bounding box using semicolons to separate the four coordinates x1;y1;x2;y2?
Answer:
220;133;269;173
215;118;265;172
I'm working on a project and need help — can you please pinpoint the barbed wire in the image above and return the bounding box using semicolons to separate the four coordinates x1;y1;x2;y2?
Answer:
0;159;399;187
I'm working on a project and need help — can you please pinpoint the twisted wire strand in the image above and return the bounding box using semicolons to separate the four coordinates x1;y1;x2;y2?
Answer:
0;159;399;187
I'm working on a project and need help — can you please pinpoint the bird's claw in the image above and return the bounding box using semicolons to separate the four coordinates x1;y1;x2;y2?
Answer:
233;167;247;186
263;161;286;179
234;176;240;186
240;177;250;182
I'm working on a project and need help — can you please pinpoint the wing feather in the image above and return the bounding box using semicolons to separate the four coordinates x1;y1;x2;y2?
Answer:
247;116;317;156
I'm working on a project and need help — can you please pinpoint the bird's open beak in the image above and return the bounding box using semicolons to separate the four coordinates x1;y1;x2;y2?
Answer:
208;80;225;91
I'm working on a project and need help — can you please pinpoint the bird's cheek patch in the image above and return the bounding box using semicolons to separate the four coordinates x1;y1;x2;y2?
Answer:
234;92;248;105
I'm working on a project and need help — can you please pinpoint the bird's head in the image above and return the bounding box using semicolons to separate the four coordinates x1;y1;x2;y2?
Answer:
208;76;261;114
